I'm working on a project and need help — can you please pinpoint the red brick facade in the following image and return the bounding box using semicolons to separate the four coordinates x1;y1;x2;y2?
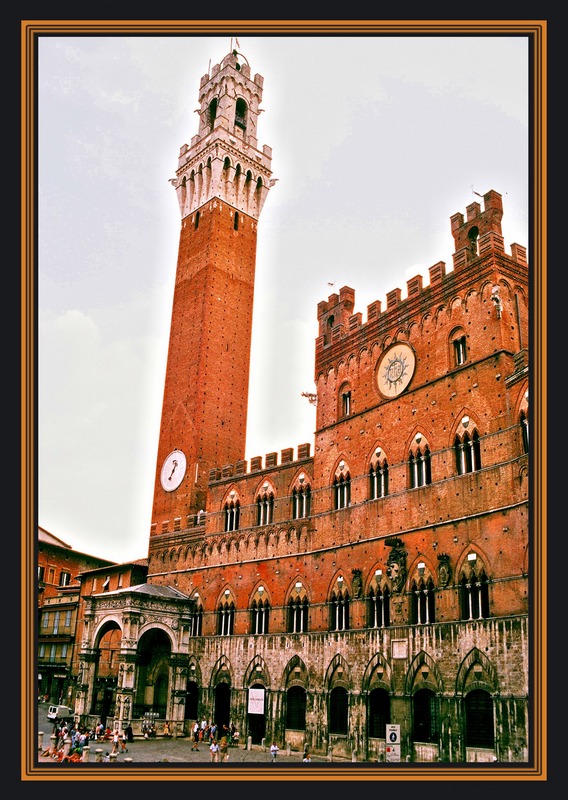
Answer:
151;202;260;523
77;49;530;764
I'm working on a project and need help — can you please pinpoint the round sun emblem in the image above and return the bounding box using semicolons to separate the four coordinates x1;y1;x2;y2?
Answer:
377;343;416;398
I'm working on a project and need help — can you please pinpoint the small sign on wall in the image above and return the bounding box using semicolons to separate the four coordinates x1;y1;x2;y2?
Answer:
385;724;401;762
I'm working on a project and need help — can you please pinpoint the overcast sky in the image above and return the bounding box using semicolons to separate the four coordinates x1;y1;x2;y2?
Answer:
38;34;529;563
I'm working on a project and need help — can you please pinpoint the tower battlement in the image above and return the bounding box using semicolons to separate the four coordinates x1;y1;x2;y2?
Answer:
209;443;312;485
171;49;273;220
316;190;527;355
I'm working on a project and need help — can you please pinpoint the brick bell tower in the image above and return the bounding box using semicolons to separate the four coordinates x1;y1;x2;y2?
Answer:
150;49;273;538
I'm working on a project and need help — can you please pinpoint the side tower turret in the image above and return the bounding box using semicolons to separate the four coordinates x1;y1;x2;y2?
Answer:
150;49;273;541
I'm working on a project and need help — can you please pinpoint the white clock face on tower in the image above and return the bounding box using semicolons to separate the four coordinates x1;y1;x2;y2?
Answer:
160;450;187;492
376;343;416;398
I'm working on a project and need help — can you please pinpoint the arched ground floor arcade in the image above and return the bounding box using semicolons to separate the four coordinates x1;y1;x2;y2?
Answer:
75;586;528;762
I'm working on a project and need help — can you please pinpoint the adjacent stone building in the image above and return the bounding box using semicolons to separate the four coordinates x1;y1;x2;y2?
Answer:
76;48;530;762
37;526;115;703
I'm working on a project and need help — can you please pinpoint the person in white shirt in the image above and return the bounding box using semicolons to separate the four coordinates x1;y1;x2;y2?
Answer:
191;721;200;751
209;739;220;762
270;741;279;762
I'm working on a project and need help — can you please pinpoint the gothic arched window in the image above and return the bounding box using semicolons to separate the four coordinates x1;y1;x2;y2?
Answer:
367;583;390;628
412;688;439;744
224;499;240;532
329;588;350;631
288;581;309;633
409;446;431;488
368;688;390;739
292;484;311;519
455;430;482;474
333;472;351;509
250;595;270;635
328;687;348;735
464;689;495;748
256;491;274;526
190;602;203;636
217;597;235;636
286;685;307;731
453;334;467;366
459;566;490;620
468;225;479;256
207;98;218;130
410;578;436;625
235;97;247;130
369;456;389;500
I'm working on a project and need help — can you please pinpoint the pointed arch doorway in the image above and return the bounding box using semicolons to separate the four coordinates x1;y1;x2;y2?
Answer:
247;683;266;744
214;682;231;730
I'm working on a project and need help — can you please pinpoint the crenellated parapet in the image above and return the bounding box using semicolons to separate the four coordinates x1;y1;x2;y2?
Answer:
209;442;312;485
315;190;527;371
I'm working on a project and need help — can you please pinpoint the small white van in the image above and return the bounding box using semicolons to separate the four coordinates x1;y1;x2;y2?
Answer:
47;704;74;722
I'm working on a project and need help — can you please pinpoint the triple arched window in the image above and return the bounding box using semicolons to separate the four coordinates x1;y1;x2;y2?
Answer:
217;598;235;636
367;584;390;628
189;602;203;636
292;484;311;519
410;578;436;625
329;588;350;631
369;458;389;499
455;430;481;474
256;491;274;526
334;471;351;509
459;567;490;620
224;499;240;532
409;446;431;488
288;595;309;633
250;593;270;635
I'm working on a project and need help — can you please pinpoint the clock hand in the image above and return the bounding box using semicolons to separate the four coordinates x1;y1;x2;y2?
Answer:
168;460;178;480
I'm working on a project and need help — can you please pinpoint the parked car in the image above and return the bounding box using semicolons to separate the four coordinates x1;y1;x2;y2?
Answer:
47;704;74;722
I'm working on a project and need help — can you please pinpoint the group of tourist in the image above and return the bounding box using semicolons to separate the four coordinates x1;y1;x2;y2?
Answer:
190;719;240;751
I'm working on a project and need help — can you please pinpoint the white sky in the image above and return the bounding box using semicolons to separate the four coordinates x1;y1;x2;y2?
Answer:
38;34;529;563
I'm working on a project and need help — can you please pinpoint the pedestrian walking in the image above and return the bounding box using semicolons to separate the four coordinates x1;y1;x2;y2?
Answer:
111;729;120;754
120;729;128;752
270;741;279;762
191;721;200;751
302;749;311;762
219;726;230;762
209;739;220;762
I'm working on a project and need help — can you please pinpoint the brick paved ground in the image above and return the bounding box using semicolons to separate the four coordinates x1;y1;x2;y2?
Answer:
36;703;351;767
37;723;337;765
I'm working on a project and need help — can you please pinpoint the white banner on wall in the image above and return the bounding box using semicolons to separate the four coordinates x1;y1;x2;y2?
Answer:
248;687;265;714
